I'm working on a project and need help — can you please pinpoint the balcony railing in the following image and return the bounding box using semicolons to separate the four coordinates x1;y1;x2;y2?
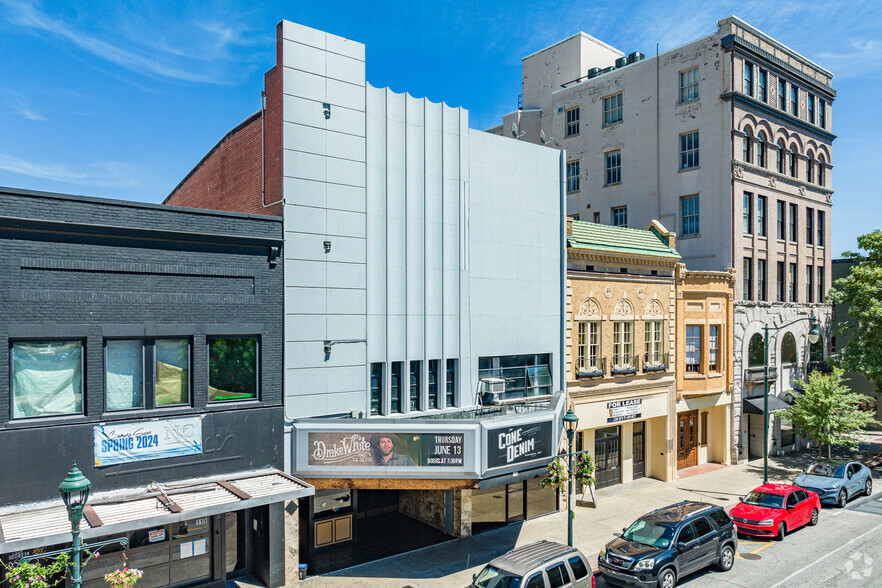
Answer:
611;354;639;376
576;357;606;379
644;352;672;373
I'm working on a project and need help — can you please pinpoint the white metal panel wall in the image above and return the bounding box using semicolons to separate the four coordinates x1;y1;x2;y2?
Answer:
281;21;368;419
365;85;467;413
465;130;564;397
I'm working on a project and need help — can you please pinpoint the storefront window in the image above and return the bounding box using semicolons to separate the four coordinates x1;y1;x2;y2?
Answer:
209;337;258;402
11;340;83;418
155;339;190;406
105;340;144;410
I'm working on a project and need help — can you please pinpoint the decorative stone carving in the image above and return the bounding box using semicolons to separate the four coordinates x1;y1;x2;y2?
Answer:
614;299;634;317
604;287;612;299
677;290;684;299
798;185;806;197
645;299;663;318
637;288;645;300
577;298;600;318
825;193;831;204
734;165;744;179
768;176;776;188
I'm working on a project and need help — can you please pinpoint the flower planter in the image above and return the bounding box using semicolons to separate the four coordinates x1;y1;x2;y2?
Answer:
110;583;134;588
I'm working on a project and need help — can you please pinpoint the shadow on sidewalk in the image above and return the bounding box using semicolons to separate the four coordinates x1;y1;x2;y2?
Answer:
324;521;524;580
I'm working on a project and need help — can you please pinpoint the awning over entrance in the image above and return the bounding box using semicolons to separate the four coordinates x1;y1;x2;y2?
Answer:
0;469;313;554
742;395;790;415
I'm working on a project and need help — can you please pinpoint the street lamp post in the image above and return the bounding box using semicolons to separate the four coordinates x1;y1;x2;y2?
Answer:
19;463;127;582
763;318;821;484
563;408;579;547
59;461;92;587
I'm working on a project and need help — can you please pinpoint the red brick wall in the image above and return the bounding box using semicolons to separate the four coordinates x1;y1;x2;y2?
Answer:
165;28;284;217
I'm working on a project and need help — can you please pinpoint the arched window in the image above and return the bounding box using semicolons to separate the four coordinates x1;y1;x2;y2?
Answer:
818;155;826;186
748;333;765;367
810;335;824;362
789;145;798;178
757;133;766;168
743;130;752;163
806;151;814;183
776;140;785;174
781;332;797;364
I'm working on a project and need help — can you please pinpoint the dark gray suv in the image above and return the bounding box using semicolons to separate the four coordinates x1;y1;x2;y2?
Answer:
597;501;737;587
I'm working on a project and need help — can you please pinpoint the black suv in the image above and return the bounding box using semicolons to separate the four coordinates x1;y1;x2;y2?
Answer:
597;501;737;588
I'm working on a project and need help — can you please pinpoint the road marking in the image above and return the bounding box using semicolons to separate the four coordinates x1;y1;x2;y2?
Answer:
735;539;772;560
769;523;882;588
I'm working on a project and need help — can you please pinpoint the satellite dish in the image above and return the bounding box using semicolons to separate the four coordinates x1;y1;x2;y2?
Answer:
510;122;525;139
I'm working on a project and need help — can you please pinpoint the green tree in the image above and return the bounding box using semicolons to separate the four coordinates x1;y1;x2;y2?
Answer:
779;368;878;458
827;230;882;395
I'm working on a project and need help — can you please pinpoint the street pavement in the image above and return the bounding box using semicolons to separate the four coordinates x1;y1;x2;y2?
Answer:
303;432;882;588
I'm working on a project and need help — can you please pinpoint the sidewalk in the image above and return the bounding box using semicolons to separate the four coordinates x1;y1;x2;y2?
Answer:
304;456;795;587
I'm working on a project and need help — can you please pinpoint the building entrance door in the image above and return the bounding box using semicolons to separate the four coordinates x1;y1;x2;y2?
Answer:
632;422;645;479
594;426;621;489
677;411;698;469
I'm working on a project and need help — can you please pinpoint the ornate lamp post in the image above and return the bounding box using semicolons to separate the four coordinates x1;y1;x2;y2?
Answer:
563;408;579;547
59;461;92;587
19;462;127;582
763;318;820;483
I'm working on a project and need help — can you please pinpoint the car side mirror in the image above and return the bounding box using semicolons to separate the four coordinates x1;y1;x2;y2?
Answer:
473;573;477;581
623;527;628;534
847;473;853;479
738;496;744;502
676;542;687;552
613;533;622;538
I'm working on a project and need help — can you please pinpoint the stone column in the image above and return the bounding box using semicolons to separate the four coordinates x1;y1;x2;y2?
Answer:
284;500;299;584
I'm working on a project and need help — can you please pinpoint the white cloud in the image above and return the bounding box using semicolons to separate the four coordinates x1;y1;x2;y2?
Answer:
0;152;158;189
0;0;258;84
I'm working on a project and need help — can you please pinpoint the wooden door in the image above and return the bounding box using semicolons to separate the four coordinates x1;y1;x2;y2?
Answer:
677;411;698;469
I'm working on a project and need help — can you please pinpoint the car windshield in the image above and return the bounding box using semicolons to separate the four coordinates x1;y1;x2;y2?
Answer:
623;519;675;549
743;491;784;509
805;463;846;477
473;566;521;588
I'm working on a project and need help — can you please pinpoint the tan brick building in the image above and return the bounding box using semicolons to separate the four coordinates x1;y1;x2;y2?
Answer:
675;267;736;470
566;219;680;488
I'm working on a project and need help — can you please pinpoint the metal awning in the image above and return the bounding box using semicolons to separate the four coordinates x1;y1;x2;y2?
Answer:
742;395;790;415
0;468;313;554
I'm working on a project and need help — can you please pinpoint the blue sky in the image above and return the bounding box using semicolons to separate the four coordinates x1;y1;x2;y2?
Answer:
0;0;879;256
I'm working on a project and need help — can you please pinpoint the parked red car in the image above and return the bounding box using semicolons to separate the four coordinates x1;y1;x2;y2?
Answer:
729;483;820;540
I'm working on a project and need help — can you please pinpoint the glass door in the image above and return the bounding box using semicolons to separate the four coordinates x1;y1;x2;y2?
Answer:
506;483;525;523
594;426;621;489
632;422;645;479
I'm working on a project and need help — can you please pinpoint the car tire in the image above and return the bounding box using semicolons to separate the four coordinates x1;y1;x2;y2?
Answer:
809;507;819;526
838;489;848;508
718;544;735;572
775;522;786;541
657;567;677;588
865;478;873;496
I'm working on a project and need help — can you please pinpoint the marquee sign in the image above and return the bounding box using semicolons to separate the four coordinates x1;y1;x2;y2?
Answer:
486;421;553;469
307;432;464;468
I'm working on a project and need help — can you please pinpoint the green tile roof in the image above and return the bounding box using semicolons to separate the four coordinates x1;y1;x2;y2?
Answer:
568;221;681;259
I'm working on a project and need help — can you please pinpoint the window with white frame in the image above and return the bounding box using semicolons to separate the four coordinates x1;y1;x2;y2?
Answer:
12;340;84;418
709;326;719;372
679;68;699;102
686;326;701;372
645;320;663;365
603;93;623;125
566;106;580;137
613;321;633;368
577;321;601;372
612;205;627;227
680;131;699;169
566;160;580;193
605;151;621;185
681;195;699;236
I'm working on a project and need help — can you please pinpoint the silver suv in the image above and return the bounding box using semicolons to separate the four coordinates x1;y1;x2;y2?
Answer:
472;540;594;588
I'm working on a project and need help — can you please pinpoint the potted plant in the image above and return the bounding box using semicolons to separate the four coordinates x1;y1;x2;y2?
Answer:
1;552;70;588
103;567;143;588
